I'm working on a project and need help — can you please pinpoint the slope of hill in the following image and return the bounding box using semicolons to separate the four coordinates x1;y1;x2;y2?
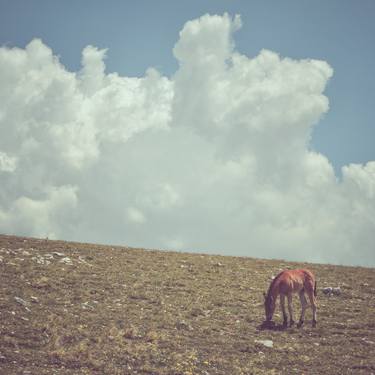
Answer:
0;234;374;374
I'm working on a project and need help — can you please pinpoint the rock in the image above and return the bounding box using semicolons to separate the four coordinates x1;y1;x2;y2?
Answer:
59;257;73;265
14;297;31;312
176;320;193;331
14;296;29;307
32;255;51;265
323;286;341;296
78;255;89;264
33;276;50;289
361;338;375;345
52;252;65;257
82;302;95;310
255;339;274;348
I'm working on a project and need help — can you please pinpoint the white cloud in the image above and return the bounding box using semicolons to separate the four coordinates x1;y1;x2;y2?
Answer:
79;45;107;96
126;207;146;224
0;151;17;172
0;185;78;239
0;14;374;266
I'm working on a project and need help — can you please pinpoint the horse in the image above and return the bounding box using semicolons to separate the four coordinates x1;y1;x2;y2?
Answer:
263;269;317;328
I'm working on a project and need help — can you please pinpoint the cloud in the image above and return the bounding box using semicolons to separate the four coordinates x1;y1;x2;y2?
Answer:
0;14;374;266
0;185;78;239
126;207;146;224
0;151;17;172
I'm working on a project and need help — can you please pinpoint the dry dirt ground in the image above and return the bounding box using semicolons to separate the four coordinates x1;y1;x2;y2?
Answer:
0;234;374;374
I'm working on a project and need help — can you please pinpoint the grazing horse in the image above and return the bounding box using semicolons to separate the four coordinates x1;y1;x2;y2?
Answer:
263;269;317;328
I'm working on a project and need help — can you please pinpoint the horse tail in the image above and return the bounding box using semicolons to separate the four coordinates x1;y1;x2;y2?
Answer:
314;281;317;297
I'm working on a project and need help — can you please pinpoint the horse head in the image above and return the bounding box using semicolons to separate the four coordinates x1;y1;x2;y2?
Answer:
263;292;275;321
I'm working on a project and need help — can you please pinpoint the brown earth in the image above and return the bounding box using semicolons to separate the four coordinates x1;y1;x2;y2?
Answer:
0;234;374;374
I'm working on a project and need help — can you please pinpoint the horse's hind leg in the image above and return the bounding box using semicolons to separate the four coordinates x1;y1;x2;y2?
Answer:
297;291;308;328
287;293;295;326
307;291;317;327
280;294;288;327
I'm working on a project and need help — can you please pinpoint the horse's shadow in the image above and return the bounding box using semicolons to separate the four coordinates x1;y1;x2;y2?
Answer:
257;321;289;331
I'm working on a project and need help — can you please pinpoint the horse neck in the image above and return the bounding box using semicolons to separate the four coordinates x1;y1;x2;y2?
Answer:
267;278;280;300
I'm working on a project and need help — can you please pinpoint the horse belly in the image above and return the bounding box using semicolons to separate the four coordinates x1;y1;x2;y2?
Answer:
279;278;304;295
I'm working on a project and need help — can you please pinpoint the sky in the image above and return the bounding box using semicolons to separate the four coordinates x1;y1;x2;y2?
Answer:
0;1;374;266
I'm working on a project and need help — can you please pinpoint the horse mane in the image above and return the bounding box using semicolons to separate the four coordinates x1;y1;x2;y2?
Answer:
266;271;284;299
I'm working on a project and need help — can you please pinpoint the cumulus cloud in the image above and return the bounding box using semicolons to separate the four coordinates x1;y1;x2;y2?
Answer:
0;13;374;266
0;185;78;239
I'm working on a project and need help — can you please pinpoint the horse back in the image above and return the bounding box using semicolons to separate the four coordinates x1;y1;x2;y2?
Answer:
277;269;315;295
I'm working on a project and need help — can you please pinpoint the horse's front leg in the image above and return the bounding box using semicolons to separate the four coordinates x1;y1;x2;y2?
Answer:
280;294;288;327
287;293;295;327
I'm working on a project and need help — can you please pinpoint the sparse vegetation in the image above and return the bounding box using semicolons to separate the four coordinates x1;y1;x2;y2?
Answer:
0;234;374;374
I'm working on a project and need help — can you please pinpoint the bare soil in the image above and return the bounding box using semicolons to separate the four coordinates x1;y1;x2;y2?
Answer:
0;234;374;374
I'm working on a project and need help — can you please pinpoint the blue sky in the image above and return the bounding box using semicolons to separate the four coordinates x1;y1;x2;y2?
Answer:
1;0;374;173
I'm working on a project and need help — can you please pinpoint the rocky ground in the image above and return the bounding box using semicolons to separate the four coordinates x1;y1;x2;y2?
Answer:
0;234;374;374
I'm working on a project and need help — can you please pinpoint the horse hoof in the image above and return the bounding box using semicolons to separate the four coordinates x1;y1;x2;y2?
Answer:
297;321;304;328
312;320;317;328
289;320;295;327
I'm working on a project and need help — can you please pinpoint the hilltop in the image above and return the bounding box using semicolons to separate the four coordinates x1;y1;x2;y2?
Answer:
0;234;374;374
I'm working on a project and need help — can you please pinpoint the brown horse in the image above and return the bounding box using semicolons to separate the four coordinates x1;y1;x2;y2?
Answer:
263;269;317;328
